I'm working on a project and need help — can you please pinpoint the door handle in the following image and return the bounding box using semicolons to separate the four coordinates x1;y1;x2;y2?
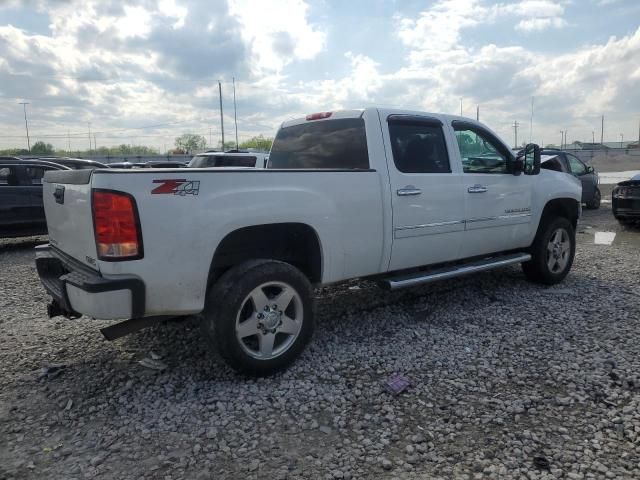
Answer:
397;186;422;196
468;184;488;193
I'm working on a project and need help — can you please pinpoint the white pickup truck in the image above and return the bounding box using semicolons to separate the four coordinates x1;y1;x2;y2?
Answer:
36;108;582;375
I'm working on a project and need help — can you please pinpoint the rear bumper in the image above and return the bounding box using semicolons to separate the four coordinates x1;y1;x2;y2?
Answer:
612;197;640;218
35;244;145;319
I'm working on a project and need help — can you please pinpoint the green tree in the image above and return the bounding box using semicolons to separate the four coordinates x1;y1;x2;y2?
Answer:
239;135;273;152
31;141;55;155
175;134;207;153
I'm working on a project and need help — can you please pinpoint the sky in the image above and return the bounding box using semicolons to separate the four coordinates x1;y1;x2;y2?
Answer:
0;0;639;151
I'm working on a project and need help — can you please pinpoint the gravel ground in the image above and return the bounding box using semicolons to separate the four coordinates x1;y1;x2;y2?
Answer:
1;199;639;480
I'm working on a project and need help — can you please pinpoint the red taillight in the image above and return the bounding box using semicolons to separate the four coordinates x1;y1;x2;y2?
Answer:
92;190;142;260
305;111;332;121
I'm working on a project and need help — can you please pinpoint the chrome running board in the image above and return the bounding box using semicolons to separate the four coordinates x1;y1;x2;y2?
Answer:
381;252;531;290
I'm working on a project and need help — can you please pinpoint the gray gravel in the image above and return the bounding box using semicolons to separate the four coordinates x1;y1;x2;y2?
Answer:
1;203;640;479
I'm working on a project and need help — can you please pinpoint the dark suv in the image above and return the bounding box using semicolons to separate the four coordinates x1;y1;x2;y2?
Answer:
540;149;601;209
0;157;70;238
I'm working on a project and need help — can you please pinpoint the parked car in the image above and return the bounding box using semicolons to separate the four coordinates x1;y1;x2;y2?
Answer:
33;157;109;170
144;161;186;168
539;149;600;209
187;151;269;168
35;108;581;375
108;162;146;169
0;157;70;238
612;173;640;225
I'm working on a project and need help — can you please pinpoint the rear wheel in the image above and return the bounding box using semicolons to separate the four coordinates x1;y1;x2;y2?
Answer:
202;260;314;376
522;216;575;285
585;187;601;210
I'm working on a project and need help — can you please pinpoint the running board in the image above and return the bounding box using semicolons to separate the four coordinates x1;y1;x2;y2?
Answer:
381;252;531;291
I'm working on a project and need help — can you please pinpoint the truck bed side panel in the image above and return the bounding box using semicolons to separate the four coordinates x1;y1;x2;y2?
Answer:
91;169;384;316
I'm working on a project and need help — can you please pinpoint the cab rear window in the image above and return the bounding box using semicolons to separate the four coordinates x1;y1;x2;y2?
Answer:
268;118;369;169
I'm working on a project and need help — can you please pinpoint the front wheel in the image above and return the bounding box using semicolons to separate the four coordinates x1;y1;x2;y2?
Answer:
522;217;575;285
585;187;601;210
202;260;315;376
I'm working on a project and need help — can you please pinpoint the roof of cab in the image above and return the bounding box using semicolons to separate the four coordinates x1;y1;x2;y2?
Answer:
279;108;487;130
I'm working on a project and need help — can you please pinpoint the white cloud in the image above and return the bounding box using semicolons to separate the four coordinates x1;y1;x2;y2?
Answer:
0;0;638;151
158;0;188;29
516;17;567;32
228;0;326;73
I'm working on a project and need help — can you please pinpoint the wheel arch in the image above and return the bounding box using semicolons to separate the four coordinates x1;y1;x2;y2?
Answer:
541;198;580;228
207;222;324;289
531;197;580;247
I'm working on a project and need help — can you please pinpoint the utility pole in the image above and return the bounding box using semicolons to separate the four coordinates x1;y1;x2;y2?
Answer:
19;102;31;152
94;134;97;152
233;77;239;150
67;129;71;152
460;98;463;116
476;105;479;121
209;127;212;147
87;122;92;152
620;133;623;149
559;130;564;149
218;80;225;150
592;131;595;145
600;115;604;145
512;120;520;149
529;96;534;144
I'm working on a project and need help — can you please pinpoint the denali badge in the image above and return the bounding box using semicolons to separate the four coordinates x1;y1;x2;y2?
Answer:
505;207;531;214
151;179;200;196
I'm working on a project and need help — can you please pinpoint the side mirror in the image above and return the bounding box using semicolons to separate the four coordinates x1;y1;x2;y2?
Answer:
523;143;540;175
586;165;594;174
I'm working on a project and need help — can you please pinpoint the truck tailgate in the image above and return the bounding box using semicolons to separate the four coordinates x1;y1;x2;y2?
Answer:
42;169;100;270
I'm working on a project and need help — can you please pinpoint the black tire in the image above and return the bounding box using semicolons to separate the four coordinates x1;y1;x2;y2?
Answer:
522;216;575;285
585;187;601;210
617;217;636;226
202;259;314;376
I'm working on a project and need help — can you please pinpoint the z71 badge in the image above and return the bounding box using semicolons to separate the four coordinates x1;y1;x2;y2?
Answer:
151;179;200;196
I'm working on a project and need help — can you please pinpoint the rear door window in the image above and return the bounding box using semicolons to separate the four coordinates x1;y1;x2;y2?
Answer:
269;118;369;169
25;167;52;185
388;118;450;173
0;166;20;186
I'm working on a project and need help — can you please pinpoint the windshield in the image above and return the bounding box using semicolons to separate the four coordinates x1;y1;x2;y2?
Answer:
188;155;257;168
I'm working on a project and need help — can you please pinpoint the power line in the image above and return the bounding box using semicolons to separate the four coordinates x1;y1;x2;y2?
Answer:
0;120;194;138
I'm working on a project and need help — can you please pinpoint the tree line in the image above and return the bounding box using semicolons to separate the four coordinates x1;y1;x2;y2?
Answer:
0;135;273;157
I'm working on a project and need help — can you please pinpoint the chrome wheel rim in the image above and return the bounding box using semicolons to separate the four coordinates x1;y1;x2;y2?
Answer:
235;282;303;360
546;227;571;274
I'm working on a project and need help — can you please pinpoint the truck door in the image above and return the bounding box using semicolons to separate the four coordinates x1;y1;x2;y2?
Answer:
381;113;466;271
450;121;534;257
565;153;594;203
0;164;32;231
